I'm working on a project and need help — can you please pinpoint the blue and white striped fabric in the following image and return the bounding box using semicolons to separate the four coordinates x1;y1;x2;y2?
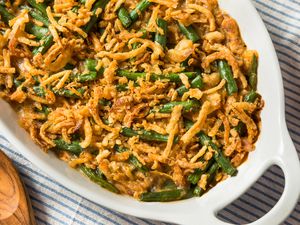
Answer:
0;0;299;224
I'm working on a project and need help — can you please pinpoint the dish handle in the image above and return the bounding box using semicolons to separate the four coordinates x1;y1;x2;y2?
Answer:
181;129;300;225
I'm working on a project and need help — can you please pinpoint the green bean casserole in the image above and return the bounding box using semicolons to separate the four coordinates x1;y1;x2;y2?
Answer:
0;0;263;201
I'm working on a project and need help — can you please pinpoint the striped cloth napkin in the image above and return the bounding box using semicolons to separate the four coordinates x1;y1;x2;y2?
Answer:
0;0;299;224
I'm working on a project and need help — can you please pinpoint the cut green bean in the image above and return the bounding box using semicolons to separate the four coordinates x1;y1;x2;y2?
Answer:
235;121;247;137
13;78;25;88
114;145;148;172
178;22;200;43
0;4;52;52
187;159;214;185
248;54;258;91
184;120;237;176
84;59;97;71
71;6;80;13
117;70;197;82
218;60;238;96
26;0;47;17
37;105;50;116
0;5;14;25
132;29;147;49
129;0;152;22
155;18;167;48
140;189;185;202
176;75;204;96
98;99;112;107
244;90;259;103
21;2;53;55
116;84;129;92
121;127;178;143
193;162;219;196
33;86;45;97
23;5;50;26
54;139;83;155
74;71;98;82
130;29;147;62
64;63;75;70
53;87;85;98
26;25;49;40
79;165;119;193
198;132;237;176
117;6;132;28
0;4;49;42
32;35;54;55
72;59;104;82
159;100;201;113
83;0;109;33
180;57;190;68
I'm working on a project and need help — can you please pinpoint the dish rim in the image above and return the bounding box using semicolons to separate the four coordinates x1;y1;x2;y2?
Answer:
0;0;299;224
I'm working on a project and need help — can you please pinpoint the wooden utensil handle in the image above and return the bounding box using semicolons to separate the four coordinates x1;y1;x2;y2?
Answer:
0;150;36;225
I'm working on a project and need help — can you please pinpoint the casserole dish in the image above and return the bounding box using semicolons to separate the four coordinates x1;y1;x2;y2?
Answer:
0;0;299;224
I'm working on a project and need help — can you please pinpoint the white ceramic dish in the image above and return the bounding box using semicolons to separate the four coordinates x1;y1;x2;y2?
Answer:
0;0;299;224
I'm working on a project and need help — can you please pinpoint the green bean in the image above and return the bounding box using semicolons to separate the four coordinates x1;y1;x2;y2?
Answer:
101;117;110;125
33;86;45;97
178;22;200;43
72;59;104;82
26;0;47;17
32;35;54;55
159;100;201;113
198;132;237;176
187;159;214;185
71;6;80;13
23;5;50;26
116;70;147;80
0;5;50;41
1;4;53;54
193;162;219;196
74;71;98;82
176;75;204;96
37;105;50;116
162;179;177;190
83;0;109;33
248;54;258;91
180;58;190;68
155;18;167;48
116;84;129;92
132;29;147;49
0;5;14;25
54;139;83;155
53;87;85;98
79;165;120;193
13;78;25;88
129;0;152;22
64;63;75;70
244;90;259;103
98;99;112;107
117;70;197;82
114;145;148;172
84;59;97;71
140;189;185;202
26;25;49;40
184;120;237;176
23;2;53;55
218;60;238;96
129;29;147;62
117;6;132;28
235;121;247;137
154;72;197;82
121;127;179;143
